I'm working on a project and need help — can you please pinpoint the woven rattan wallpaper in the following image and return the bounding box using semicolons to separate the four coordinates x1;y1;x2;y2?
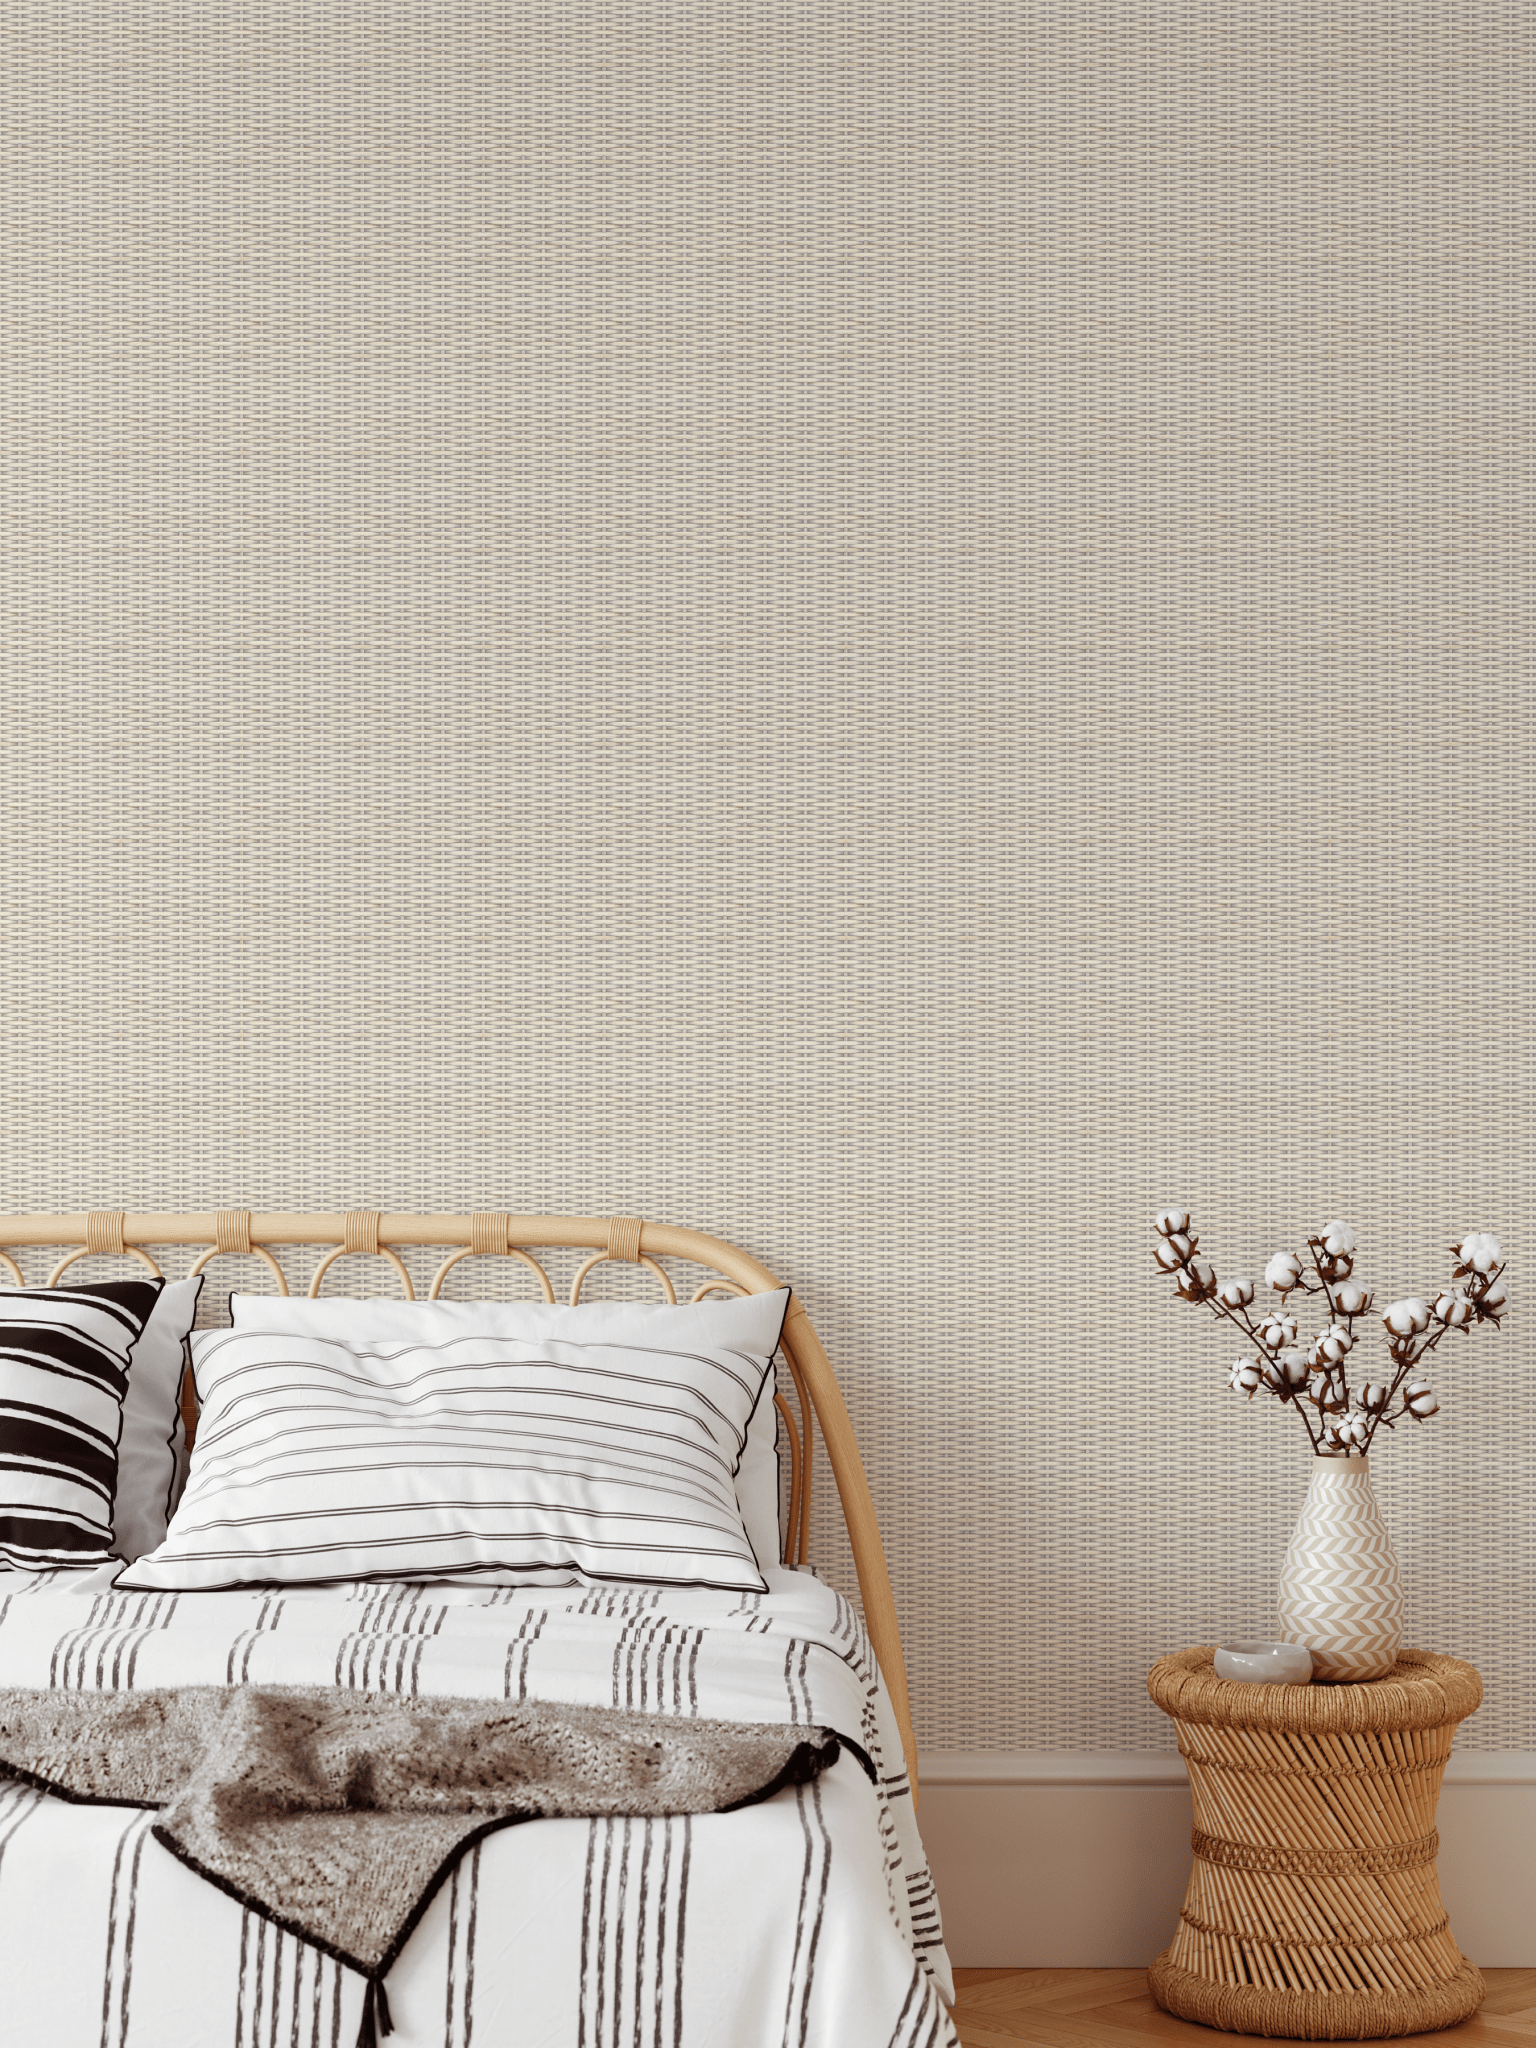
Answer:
3;4;1532;1752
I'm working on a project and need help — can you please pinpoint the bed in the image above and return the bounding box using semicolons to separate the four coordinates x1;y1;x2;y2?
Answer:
0;1208;955;2048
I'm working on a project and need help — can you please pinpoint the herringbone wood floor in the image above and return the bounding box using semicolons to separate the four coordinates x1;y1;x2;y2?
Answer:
951;1970;1536;2047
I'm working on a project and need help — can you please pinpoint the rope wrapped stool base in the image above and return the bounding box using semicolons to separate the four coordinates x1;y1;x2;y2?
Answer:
1148;1954;1485;2042
1147;1647;1485;2041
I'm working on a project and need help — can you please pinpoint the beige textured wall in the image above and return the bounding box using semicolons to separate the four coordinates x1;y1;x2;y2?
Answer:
3;4;1531;1750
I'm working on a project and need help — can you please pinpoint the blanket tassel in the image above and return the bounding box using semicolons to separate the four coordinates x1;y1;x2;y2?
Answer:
356;1977;393;2048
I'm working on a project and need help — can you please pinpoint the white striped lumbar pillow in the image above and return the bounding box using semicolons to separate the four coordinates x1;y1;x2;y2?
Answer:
0;1280;165;1569
118;1288;789;1594
225;1288;788;1570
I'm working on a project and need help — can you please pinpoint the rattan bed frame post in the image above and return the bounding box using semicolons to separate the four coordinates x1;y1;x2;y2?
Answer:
0;1210;920;1801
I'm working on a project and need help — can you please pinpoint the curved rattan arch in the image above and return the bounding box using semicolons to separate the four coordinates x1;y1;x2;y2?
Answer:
46;1244;163;1286
428;1247;556;1303
187;1244;291;1294
0;1210;919;1798
308;1244;416;1299
569;1250;677;1305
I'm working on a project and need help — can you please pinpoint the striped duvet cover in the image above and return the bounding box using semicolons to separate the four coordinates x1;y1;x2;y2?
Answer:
0;1564;955;2048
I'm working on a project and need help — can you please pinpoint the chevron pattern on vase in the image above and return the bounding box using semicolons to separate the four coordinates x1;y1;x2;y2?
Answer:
1277;1456;1404;1682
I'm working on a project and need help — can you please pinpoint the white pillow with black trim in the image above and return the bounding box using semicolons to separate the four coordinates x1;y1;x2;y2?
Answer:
0;1278;165;1569
118;1288;790;1593
210;1289;788;1570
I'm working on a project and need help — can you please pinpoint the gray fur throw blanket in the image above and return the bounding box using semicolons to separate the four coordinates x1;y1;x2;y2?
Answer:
0;1685;847;2046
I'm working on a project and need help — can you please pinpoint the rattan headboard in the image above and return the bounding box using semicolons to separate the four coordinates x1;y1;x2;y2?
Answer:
0;1207;918;1796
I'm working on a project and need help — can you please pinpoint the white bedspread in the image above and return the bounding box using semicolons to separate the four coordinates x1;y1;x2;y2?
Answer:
0;1565;955;2048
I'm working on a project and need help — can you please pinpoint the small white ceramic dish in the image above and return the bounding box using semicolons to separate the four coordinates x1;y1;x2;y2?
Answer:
1215;1640;1314;1686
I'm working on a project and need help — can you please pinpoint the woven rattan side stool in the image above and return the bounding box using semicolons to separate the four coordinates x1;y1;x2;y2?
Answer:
1147;1646;1484;2041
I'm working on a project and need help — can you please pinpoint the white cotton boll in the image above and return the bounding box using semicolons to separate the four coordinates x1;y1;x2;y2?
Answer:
1265;1252;1302;1289
1279;1350;1309;1386
1481;1278;1508;1311
1217;1277;1255;1309
1155;1209;1192;1236
1228;1359;1262;1394
1314;1327;1352;1364
1404;1381;1439;1417
1153;1240;1185;1272
1322;1221;1356;1256
1164;1232;1193;1257
1333;1281;1369;1314
1257;1312;1296;1350
1460;1232;1502;1272
1175;1259;1218;1302
1383;1297;1430;1337
1360;1383;1389;1413
1435;1291;1473;1328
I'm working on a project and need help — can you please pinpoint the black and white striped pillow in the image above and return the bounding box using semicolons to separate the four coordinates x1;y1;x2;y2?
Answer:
219;1289;788;1568
0;1279;165;1569
118;1288;789;1593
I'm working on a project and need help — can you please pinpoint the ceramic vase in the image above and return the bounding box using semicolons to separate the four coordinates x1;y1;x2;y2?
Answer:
1277;1455;1404;1681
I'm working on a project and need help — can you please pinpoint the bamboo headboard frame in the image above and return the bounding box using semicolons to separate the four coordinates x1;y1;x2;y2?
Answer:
0;1208;918;1798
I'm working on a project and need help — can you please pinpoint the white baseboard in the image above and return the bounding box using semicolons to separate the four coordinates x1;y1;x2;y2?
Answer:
917;1752;1536;1968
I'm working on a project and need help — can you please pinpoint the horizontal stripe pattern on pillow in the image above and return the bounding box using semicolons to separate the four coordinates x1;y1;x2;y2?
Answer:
0;1280;165;1569
119;1293;789;1593
223;1289;789;1570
